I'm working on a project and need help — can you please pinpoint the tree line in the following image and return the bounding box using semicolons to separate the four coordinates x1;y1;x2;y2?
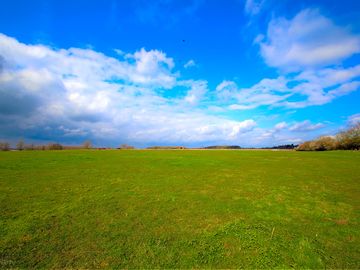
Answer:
1;122;359;151
296;123;360;151
0;140;93;151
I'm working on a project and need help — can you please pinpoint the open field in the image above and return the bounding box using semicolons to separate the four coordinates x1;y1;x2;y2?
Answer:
0;150;359;268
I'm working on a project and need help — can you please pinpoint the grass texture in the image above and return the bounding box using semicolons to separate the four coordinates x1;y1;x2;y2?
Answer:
0;150;359;268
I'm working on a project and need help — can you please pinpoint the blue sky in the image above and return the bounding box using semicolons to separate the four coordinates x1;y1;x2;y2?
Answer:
0;0;359;147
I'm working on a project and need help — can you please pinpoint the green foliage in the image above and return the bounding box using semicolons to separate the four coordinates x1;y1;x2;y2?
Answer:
0;150;359;268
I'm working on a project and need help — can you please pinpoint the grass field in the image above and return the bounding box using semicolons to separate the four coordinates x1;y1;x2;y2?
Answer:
0;150;359;268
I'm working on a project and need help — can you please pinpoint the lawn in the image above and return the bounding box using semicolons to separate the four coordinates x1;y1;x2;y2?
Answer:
0;150;359;268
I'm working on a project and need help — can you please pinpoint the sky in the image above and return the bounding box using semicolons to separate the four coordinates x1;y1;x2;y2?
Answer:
0;0;359;147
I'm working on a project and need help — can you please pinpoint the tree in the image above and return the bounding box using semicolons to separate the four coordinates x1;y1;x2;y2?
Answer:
338;122;360;150
16;140;25;151
297;122;360;151
296;141;312;151
0;142;10;151
48;143;63;150
83;140;92;149
314;136;336;151
25;144;34;150
119;144;134;149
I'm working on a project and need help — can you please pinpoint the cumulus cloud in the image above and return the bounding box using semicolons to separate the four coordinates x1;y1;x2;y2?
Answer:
228;9;359;110
181;80;208;105
258;9;360;70
126;48;177;88
0;31;354;147
0;33;261;146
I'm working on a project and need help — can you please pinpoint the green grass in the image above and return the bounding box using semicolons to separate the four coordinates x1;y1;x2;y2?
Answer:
0;150;359;268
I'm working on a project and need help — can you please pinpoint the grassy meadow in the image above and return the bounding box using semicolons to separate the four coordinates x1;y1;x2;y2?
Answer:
0;150;359;268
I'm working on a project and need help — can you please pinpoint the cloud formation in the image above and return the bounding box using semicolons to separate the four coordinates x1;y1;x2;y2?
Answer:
1;7;358;148
244;0;266;16
288;120;325;132
217;64;360;110
223;9;360;111
348;114;360;126
184;59;196;69
0;33;260;146
258;9;360;70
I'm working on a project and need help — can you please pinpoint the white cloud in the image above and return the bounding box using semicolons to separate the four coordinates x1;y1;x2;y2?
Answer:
259;9;360;70
126;47;177;88
289;120;325;132
229;9;360;110
217;77;291;110
0;32;354;147
0;33;177;89
295;65;360;88
218;64;360;109
229;104;257;110
274;122;287;130
244;0;266;15
181;80;208;105
114;49;125;56
184;59;196;68
216;80;238;101
0;33;261;146
348;113;360;126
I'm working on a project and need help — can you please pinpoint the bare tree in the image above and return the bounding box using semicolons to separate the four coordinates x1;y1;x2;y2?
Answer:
119;144;135;149
0;142;10;151
25;144;34;150
83;140;92;149
48;143;63;150
16;139;25;151
297;122;360;151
